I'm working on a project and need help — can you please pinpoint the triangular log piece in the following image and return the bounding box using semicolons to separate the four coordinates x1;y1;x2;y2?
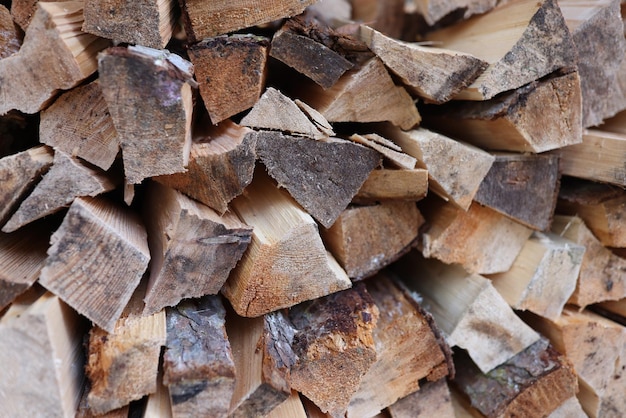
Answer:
348;134;416;170
413;0;497;26
353;168;428;203
387;379;455;418
264;391;307;418
0;5;21;58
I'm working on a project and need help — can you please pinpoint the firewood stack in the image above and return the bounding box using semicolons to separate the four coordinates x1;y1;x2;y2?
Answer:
1;0;626;416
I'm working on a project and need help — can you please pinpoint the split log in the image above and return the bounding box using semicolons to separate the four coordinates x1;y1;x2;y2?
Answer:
0;291;88;417
39;196;150;332
0;145;53;226
453;338;578;418
2;151;117;233
346;274;451;418
413;0;497;26
300;57;421;129
348;134;416;170
39;80;120;171
307;0;351;28
98;45;194;184
596;298;626;320
224;170;351;317
387;379;455;418
154;119;256;215
76;386;130;418
10;0;68;30
488;232;585;321
143;182;252;314
474;153;560;231
549;397;587;418
359;25;488;104
559;0;626;127
523;308;626;418
350;0;404;39
179;0;316;43
83;0;176;48
552;215;626;307
0;1;109;114
0;5;21;58
227;310;296;417
423;71;583;153
255;131;381;228
419;198;533;275
354;168;428;203
265;391;307;418
598;330;626;417
188;35;269;124
558;177;626;248
163;295;236;418
321;201;422;280
288;284;378;417
384;126;494;210
426;0;577;100
144;370;173;418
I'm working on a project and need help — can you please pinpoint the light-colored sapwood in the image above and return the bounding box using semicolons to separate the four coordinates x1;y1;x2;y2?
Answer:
354;168;428;203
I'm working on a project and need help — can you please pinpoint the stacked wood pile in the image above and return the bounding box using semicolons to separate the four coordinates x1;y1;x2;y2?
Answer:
2;0;626;417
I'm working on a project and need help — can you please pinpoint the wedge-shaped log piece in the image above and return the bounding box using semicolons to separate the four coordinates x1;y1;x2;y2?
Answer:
385;127;494;210
189;35;269;124
265;391;307;418
474;153;560;231
552;215;626;307
301;57;421;129
99;46;194;184
424;72;583;153
0;5;21;58
0;145;53;227
144;368;173;418
227;310;296;418
179;0;316;42
354;168;428;203
83;0;176;48
360;25;487;104
427;0;577;101
549;397;588;418
143;182;252;314
154;120;256;214
2;151;117;233
255;131;381;228
346;274;451;418
224;170;351;317
348;134;416;170
387;379;455;418
0;291;88;417
322;201;422;280
420;198;533;274
40;81;120;171
558;177;626;248
163;296;235;418
413;0;497;26
488;232;584;321
0;2;110;114
453;338;578;418
524;308;626;418
39;196;150;332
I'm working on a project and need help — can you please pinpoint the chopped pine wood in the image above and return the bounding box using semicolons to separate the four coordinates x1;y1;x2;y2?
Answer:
39;196;150;332
265;391;307;418
224;170;351;317
413;0;497;26
549;397;588;418
0;1;110;114
426;0;577;101
143;369;173;418
82;0;176;49
354;168;428;203
0;5;21;58
387;379;455;418
350;0;404;39
348;134;416;170
39;80;120;171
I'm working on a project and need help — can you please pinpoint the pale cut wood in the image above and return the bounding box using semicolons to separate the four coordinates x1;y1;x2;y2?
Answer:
548;397;587;418
426;0;577;101
0;5;21;58
384;127;494;210
39;196;150;332
354;168;428;203
359;25;488;104
154;120;256;215
387;379;455;418
40;80;120;171
143;182;251;314
301;57;421;130
599;107;626;135
144;370;173;418
227;311;296;418
179;0;316;42
424;71;583;153
395;253;540;374
419;198;533;275
2;151;117;233
598;330;626;417
265;391;307;418
98;45;194;184
83;0;176;48
188;35;269;124
224;170;351;317
255;131;381;228
596;298;626;319
552;215;626;307
474;153;560;231
307;0;351;27
0;292;88;417
0;145;53;226
163;296;236;418
413;0;497;26
322;201;423;280
488;232;584;321
349;134;416;170
0;2;110;115
346;275;451;418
